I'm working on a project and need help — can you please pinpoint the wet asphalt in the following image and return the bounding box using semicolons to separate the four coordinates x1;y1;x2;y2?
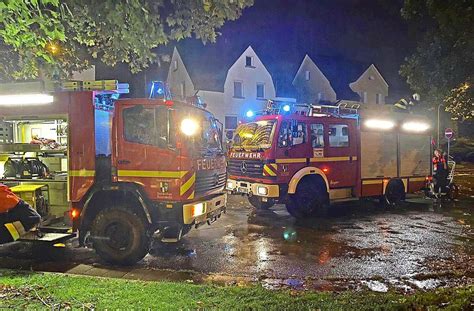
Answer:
0;194;472;290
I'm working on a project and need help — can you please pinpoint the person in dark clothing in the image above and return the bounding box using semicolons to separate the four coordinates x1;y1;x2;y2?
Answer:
432;149;448;194
0;183;41;244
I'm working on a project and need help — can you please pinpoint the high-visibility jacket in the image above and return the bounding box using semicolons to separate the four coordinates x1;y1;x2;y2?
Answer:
432;156;447;172
0;184;20;214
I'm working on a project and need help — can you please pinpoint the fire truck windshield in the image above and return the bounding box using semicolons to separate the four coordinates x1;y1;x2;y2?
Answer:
233;120;276;150
176;106;223;155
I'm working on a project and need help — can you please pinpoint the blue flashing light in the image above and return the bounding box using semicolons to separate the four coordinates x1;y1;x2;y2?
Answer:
282;104;291;112
246;110;254;118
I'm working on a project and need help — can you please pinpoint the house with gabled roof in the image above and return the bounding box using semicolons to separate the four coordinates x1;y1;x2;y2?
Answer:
167;45;276;139
349;64;389;105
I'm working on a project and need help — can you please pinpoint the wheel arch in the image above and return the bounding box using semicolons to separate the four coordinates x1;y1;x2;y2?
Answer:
79;183;153;242
288;167;329;194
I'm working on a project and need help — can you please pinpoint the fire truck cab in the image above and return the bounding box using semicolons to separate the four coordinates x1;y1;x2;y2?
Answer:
227;101;432;218
0;81;227;265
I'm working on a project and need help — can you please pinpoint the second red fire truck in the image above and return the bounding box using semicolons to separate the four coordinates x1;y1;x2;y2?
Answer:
226;101;432;218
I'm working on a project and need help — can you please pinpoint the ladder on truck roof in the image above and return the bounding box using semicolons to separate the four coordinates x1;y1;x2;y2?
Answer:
294;101;360;120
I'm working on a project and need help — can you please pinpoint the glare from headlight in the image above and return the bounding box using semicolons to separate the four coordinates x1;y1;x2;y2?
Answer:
181;118;199;136
402;121;430;132
257;186;268;196
364;119;395;130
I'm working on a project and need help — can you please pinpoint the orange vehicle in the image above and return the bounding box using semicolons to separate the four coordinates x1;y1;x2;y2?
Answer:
226;101;432;218
0;81;226;264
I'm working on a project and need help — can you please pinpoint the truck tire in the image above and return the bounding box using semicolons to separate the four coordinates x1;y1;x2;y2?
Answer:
90;206;150;265
248;196;275;209
382;179;405;207
285;179;328;218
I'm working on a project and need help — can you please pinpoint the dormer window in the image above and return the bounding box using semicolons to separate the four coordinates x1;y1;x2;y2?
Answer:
245;56;253;67
305;70;311;81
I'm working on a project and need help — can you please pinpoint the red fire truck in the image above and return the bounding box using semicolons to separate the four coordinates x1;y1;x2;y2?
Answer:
226;101;432;218
0;81;226;264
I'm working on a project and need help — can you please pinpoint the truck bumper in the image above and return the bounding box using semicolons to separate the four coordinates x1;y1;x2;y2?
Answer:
226;178;280;198
182;193;227;225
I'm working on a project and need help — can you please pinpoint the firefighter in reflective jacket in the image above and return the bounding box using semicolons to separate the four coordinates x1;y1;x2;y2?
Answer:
432;149;448;194
0;183;41;244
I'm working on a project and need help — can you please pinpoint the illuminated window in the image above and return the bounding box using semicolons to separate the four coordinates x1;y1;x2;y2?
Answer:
180;82;186;99
256;83;265;98
234;81;243;98
376;93;383;104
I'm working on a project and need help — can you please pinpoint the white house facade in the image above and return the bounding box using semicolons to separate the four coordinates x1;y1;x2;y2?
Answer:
349;64;389;105
292;55;337;103
167;47;196;100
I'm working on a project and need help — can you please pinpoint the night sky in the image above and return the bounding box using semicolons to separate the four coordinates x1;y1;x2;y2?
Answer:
98;0;416;101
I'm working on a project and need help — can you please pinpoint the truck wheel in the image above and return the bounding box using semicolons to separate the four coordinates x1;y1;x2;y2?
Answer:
382;179;405;207
90;207;150;265
248;196;275;209
285;180;328;218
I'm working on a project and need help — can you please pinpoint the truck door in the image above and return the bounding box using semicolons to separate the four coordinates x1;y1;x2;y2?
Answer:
115;104;178;200
324;121;358;188
275;120;311;176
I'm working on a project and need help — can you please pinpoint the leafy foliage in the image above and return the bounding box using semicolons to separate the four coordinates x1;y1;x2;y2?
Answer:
400;0;473;120
0;0;253;80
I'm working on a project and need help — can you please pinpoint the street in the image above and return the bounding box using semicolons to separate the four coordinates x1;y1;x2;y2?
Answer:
1;194;472;292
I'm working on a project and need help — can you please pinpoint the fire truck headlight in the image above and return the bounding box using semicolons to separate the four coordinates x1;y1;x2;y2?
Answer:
181;118;199;136
191;203;205;217
364;119;395;130
257;186;268;196
402;121;430;132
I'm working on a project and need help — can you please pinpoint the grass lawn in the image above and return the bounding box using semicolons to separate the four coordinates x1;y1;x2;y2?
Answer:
0;270;472;310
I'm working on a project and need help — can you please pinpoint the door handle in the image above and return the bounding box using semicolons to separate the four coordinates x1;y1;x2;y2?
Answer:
118;159;131;164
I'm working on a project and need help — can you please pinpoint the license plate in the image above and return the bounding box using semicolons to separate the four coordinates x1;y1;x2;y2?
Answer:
238;187;249;194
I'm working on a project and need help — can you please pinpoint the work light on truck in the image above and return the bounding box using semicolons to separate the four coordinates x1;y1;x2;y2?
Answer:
181;118;199;136
402;121;430;132
364;119;395;130
0;94;54;106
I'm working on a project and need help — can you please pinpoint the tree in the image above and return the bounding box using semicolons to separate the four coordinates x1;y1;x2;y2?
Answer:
399;0;473;120
0;0;253;80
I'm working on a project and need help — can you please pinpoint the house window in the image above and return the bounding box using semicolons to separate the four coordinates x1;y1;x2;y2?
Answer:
180;82;186;99
305;70;311;81
256;83;265;99
245;56;253;67
234;81;243;98
361;91;367;103
173;60;178;71
376;93;383;104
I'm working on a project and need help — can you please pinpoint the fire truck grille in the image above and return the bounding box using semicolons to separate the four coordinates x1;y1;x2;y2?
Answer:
228;160;264;178
195;171;227;195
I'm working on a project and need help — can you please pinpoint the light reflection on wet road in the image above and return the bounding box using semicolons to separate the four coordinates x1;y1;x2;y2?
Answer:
0;194;472;289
